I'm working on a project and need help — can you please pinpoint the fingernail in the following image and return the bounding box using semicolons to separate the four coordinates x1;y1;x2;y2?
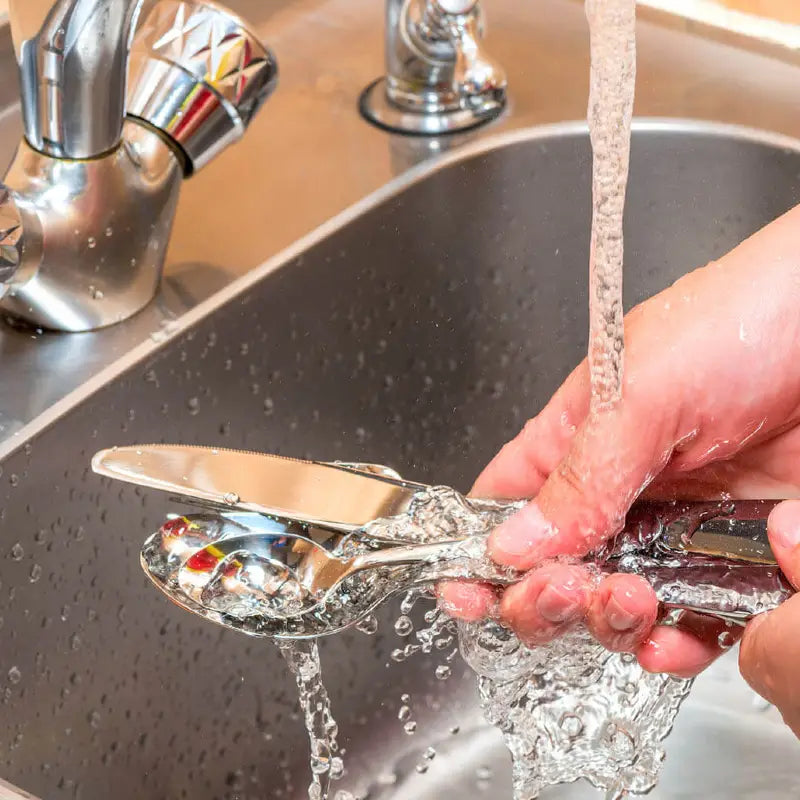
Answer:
536;583;583;624
490;503;554;565
604;593;641;632
768;501;800;552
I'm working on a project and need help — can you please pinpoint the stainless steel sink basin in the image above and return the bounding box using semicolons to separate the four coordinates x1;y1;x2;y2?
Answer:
0;122;798;799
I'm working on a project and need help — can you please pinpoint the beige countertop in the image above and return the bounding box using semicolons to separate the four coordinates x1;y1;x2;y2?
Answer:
0;1;795;47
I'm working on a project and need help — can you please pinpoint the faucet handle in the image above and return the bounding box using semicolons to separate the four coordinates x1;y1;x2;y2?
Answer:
0;188;22;285
126;0;278;174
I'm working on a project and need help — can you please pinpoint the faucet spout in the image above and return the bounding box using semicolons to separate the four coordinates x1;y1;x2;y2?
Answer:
360;0;507;135
9;0;143;159
0;0;278;331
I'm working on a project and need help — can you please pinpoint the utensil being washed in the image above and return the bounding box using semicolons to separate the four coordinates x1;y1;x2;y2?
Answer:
92;444;794;639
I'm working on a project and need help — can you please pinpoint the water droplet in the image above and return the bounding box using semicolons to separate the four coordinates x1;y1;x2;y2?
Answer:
718;631;735;649
87;237;96;249
105;226;113;237
423;747;436;760
10;543;23;561
476;766;492;781
559;712;584;737
222;492;240;506
403;721;417;735
449;725;460;735
414;763;428;774
398;705;411;722
394;615;413;636
355;615;378;635
187;397;200;415
29;564;42;583
7;667;21;684
435;665;451;680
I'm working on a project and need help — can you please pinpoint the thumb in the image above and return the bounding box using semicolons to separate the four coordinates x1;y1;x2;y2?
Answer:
489;399;675;569
766;500;800;588
738;501;800;735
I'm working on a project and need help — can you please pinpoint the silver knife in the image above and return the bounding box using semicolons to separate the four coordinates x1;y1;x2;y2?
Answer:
91;444;428;533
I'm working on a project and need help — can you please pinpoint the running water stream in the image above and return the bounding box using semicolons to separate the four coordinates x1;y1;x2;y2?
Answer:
585;0;636;410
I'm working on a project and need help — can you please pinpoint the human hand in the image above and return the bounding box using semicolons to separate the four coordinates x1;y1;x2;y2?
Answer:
440;204;800;678
740;501;800;737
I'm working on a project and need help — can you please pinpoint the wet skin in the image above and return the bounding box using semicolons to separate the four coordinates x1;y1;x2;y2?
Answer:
441;203;800;735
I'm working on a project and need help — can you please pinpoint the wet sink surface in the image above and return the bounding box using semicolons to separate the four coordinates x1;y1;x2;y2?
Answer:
0;124;798;799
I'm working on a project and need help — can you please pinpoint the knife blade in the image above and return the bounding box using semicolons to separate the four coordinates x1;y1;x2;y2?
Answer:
91;444;424;532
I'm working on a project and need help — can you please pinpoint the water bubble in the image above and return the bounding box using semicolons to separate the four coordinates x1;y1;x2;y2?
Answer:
717;631;735;649
435;665;451;680
607;724;636;762
559;713;584;738
394;616;413;636
355;615;378;635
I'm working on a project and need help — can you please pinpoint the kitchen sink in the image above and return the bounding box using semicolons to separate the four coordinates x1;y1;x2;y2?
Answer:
0;123;798;799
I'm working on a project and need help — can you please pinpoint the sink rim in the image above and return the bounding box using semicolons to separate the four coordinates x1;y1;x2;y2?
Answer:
4;116;800;461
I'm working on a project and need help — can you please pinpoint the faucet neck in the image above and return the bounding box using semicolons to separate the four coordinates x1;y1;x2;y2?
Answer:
9;0;143;159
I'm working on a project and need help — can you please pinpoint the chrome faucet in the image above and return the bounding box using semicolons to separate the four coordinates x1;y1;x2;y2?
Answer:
0;0;277;331
360;0;507;135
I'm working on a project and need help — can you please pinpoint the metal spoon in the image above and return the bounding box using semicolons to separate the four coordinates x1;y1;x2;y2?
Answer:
140;512;508;639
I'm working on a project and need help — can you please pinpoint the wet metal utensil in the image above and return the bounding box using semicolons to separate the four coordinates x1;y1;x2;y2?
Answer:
94;445;795;638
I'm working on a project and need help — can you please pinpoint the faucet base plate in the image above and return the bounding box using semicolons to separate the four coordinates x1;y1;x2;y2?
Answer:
359;78;505;136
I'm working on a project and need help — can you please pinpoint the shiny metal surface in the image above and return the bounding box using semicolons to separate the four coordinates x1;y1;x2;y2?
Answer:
0;121;182;330
92;444;424;531
0;126;799;797
0;185;20;283
127;0;278;173
9;0;142;159
104;445;792;629
0;0;276;330
163;526;464;630
361;0;506;134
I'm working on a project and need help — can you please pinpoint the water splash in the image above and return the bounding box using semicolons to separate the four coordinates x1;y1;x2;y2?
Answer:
363;493;693;798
